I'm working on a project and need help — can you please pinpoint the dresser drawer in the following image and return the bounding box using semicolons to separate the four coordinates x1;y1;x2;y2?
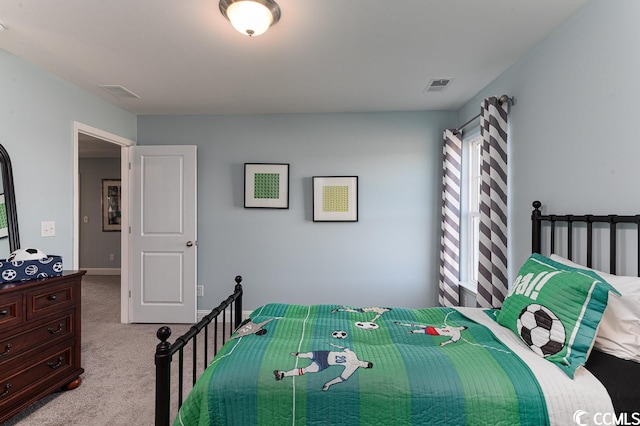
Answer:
26;281;76;320
0;343;76;409
0;271;85;424
0;311;75;367
0;293;23;330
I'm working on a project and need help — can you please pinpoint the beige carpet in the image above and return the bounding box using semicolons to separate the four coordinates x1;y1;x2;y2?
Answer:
3;275;229;426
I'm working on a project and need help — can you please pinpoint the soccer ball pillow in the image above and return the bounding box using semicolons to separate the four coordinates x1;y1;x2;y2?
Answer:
495;254;619;378
8;248;47;262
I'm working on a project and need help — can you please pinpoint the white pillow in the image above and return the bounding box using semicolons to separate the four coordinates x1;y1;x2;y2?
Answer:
549;254;640;363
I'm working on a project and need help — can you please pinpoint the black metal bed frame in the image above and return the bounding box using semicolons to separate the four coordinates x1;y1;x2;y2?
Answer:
151;202;639;425
531;200;640;276
154;275;244;426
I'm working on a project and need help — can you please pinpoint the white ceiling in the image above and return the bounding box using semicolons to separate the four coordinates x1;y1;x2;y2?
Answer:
77;134;122;158
0;0;587;116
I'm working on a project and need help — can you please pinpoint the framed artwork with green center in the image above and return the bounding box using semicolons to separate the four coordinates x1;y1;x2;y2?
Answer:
0;194;8;238
244;163;290;209
312;176;358;222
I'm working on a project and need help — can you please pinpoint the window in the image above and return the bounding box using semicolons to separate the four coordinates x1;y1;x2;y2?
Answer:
460;134;482;293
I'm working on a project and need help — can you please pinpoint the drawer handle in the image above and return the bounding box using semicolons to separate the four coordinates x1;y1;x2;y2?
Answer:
47;356;65;370
0;383;10;398
48;323;64;334
0;309;7;316
0;343;12;357
48;294;58;301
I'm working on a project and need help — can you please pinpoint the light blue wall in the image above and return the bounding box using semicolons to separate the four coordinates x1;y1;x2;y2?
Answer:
138;112;456;310
7;0;635;311
0;49;136;262
457;0;640;279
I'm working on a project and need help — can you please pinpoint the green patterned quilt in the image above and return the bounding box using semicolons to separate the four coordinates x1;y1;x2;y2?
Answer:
173;304;549;425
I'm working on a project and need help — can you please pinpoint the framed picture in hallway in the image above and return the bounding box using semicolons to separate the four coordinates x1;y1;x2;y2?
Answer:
102;179;122;231
244;163;290;209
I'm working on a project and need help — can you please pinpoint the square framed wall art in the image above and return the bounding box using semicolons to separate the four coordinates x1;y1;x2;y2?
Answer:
244;163;290;209
312;176;358;222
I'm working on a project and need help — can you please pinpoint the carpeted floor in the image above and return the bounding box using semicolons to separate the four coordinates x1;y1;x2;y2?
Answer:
3;275;228;426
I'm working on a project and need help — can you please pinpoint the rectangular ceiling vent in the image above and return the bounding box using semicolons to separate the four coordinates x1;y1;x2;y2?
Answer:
424;78;454;93
99;84;141;99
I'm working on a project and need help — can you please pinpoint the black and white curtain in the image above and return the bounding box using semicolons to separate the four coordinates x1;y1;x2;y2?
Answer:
438;129;462;307
476;97;509;308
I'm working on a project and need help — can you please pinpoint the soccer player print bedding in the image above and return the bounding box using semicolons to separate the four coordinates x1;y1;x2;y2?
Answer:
173;303;554;426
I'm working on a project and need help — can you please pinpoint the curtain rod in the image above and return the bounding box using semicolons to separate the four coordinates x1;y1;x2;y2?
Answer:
453;94;513;135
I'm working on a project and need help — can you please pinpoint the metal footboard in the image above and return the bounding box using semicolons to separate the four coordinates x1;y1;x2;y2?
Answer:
155;276;243;426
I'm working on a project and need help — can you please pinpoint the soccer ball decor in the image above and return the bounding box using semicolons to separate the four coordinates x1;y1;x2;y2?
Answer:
517;304;566;357
331;330;348;339
8;248;47;262
0;249;63;284
355;321;379;330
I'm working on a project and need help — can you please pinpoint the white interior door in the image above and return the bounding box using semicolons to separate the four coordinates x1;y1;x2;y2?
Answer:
129;145;197;323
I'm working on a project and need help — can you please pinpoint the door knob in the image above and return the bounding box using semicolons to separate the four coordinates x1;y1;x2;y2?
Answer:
186;241;195;247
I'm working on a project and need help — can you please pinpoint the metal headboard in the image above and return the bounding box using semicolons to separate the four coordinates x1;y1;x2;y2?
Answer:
531;200;640;277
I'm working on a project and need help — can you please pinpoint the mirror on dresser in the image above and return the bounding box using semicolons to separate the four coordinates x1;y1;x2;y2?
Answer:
0;144;20;258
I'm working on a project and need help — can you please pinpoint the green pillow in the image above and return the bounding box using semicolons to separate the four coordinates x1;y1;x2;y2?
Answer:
494;253;619;378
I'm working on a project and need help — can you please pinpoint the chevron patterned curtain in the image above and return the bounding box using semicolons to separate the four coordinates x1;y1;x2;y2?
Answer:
438;129;462;307
476;97;509;308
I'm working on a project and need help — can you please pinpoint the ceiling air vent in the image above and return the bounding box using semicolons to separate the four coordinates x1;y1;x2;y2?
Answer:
424;78;454;93
99;85;141;99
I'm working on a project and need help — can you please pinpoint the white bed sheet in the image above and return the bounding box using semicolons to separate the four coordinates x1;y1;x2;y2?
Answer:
457;307;615;426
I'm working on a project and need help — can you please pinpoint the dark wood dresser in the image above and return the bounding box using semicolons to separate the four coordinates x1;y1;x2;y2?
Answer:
0;270;85;423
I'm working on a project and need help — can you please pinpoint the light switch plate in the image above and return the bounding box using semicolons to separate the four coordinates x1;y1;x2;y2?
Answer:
41;221;55;237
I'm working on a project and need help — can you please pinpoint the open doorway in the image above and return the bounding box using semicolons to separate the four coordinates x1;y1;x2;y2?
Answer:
78;134;121;273
73;122;134;323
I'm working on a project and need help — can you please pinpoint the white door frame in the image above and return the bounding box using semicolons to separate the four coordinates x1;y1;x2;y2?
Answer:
73;122;135;323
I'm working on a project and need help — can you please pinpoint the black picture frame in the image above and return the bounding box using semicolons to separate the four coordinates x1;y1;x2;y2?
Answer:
244;163;290;209
312;176;358;222
102;179;122;231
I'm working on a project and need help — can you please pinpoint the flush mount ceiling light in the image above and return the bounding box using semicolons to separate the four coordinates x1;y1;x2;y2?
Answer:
219;0;281;37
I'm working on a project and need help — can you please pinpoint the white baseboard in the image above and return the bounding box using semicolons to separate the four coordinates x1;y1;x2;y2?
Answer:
83;268;121;276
